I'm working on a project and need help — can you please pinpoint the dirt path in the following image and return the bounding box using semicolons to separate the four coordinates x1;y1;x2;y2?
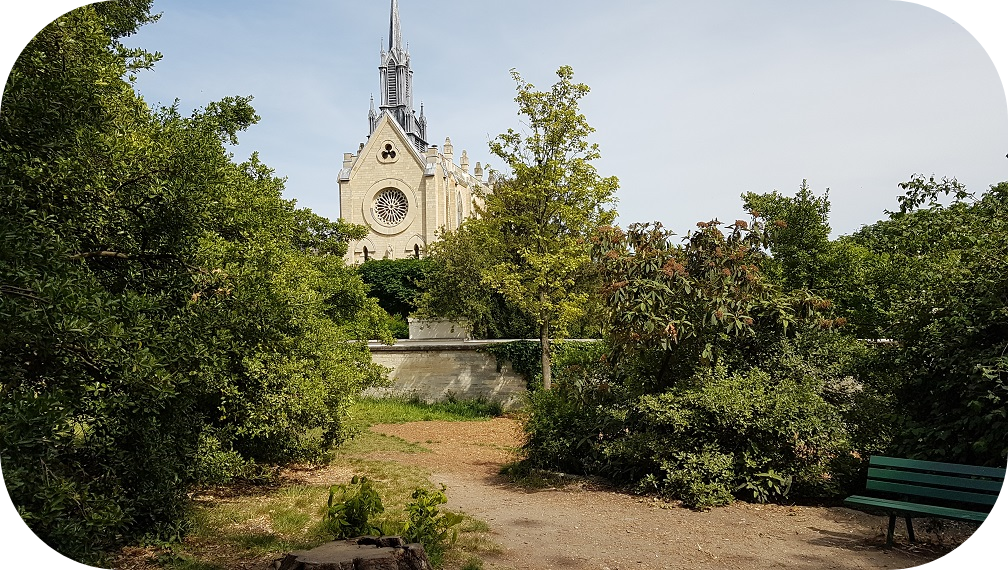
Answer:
370;418;965;570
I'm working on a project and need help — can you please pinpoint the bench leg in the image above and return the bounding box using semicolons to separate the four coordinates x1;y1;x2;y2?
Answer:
886;514;896;548
906;517;915;543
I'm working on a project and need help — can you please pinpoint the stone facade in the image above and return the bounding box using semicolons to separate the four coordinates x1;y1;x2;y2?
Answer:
366;341;526;410
407;317;471;341
339;0;487;264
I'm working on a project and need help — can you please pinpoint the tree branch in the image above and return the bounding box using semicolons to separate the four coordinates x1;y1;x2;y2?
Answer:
69;250;132;261
0;284;49;303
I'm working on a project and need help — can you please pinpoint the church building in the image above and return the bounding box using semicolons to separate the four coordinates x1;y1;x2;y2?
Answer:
339;0;488;264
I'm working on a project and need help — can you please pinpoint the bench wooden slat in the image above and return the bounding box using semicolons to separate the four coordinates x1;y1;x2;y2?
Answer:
844;495;989;523
870;456;1007;479
846;455;1002;547
867;467;1004;494
865;479;999;507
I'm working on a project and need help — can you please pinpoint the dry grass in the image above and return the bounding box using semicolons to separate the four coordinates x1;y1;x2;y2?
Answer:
112;398;501;570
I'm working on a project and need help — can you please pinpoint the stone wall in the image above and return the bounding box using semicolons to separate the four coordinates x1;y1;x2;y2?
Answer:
365;340;527;409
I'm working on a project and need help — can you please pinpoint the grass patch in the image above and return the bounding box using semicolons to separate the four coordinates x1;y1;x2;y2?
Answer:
440;514;499;570
334;429;430;456
350;395;503;429
151;396;502;570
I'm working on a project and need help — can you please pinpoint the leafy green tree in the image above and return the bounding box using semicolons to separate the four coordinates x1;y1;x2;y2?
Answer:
743;174;1008;465
356;258;430;317
848;176;1008;466
743;181;897;338
478;66;618;389
418;221;538;340
742;180;831;291
592;219;837;391
1;2;387;559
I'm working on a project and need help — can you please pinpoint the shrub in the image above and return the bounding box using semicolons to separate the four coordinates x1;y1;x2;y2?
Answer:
321;479;463;567
520;342;623;474
402;485;464;565
658;448;736;509
521;359;855;508
323;476;385;539
624;367;851;503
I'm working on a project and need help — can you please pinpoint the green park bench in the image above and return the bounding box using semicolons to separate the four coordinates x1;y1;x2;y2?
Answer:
843;455;1005;547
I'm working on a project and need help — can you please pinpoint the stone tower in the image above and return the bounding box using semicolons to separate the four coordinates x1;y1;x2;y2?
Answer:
369;0;427;153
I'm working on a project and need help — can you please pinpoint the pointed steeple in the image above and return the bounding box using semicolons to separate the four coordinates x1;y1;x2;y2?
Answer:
368;95;377;133
370;0;428;152
389;0;403;54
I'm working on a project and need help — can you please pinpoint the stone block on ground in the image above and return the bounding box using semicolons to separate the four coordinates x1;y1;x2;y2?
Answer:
272;536;431;570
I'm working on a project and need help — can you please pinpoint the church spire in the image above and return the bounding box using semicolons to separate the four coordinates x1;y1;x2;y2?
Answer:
389;0;403;54
371;0;428;152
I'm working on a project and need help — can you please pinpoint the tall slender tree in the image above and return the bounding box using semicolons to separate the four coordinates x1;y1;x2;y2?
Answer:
480;66;618;389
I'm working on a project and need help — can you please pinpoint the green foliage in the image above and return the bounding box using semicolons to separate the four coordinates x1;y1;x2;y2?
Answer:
520;341;622;473
734;469;793;504
653;449;736;510
357;258;431;317
517;329;856;510
849;177;1008;466
385;312;410;339
481;340;543;390
420;66;616;385
323;476;385;539
402;485;464;565
742;180;831;292
0;2;389;560
417;222;538;339
611;367;851;507
743;182;886;337
321;479;464;567
592;219;837;391
191;431;261;485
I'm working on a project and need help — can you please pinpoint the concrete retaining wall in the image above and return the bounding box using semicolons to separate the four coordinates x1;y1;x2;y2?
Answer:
365;340;527;409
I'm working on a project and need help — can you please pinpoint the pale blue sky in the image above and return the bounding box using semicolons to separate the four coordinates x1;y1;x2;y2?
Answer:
4;1;1008;237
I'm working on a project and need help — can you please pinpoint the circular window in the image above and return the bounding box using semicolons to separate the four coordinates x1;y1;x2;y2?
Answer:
373;188;409;226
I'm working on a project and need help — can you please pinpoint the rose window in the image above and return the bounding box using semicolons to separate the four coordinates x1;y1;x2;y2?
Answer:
373;188;409;226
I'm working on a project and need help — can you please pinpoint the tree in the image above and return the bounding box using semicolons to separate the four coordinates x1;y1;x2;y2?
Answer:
848;176;1008;466
418;221;538;340
0;2;388;559
480;66;618;389
742;180;831;292
743;182;884;338
357;258;431;318
591;219;837;392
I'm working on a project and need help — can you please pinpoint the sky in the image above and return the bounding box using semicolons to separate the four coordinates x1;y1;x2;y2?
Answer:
6;1;1007;238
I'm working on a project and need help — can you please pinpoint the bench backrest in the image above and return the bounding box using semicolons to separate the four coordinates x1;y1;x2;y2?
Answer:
866;456;1005;512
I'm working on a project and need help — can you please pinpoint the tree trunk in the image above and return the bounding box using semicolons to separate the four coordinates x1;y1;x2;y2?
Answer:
540;318;552;391
655;349;673;388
